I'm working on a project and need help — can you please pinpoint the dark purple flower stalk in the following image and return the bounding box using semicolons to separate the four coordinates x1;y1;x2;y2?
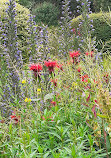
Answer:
27;15;50;63
76;0;96;52
0;0;23;117
27;14;39;62
58;0;74;57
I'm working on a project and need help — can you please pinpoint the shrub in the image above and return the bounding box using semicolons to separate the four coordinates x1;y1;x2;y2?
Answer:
0;0;30;60
19;0;31;8
33;1;59;26
71;12;111;43
93;0;111;12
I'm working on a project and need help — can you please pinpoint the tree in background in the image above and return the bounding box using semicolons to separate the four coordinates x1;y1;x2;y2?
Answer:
18;0;111;26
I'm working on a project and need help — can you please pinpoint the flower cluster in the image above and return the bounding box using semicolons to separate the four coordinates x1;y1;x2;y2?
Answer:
25;98;31;102
30;60;59;77
44;60;57;74
10;112;20;124
85;51;94;57
50;101;56;106
80;74;89;82
56;64;63;71
29;64;43;78
29;64;43;72
103;73;109;84
41;116;54;121
69;51;80;64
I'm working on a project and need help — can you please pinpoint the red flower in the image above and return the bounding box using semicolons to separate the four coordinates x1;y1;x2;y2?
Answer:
80;74;89;82
85;51;94;57
84;84;91;89
77;67;81;72
41;116;45;121
94;80;98;84
94;100;98;104
86;94;90;102
69;51;80;64
72;28;76;34
51;79;57;87
44;60;57;74
50;101;56;106
56;64;63;71
0;120;5;123
29;64;42;72
92;105;97;118
29;64;42;78
10;114;20;124
83;103;89;107
103;73;109;84
70;51;80;58
41;116;54;121
78;30;81;36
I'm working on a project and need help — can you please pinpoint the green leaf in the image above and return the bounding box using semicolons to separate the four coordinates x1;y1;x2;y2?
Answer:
106;134;111;152
43;152;50;158
31;98;41;101
47;131;61;140
97;113;108;118
44;93;54;102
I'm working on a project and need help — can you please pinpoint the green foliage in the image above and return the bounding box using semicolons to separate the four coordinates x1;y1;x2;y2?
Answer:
33;1;59;26
1;54;111;157
71;12;111;43
93;0;111;12
18;0;32;8
1;1;111;157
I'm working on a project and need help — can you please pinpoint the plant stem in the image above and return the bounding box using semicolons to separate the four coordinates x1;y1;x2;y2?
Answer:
102;119;109;158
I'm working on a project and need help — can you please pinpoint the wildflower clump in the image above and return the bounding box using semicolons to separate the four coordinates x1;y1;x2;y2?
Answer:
80;74;89;82
85;51;94;57
69;50;80;64
25;98;31;102
10;112;20;124
29;64;42;78
44;60;57;74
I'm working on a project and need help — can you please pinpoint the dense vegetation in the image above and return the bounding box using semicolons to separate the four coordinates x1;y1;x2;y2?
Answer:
19;0;111;26
0;0;111;158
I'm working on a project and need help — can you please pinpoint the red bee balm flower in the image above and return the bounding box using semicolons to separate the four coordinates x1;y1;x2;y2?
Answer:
44;60;57;74
29;64;42;78
51;79;57;87
80;74;89;82
29;64;42;72
56;64;63;71
10;114;20;124
70;51;80;58
69;51;80;64
77;67;81;72
51;101;56;106
85;51;94;57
